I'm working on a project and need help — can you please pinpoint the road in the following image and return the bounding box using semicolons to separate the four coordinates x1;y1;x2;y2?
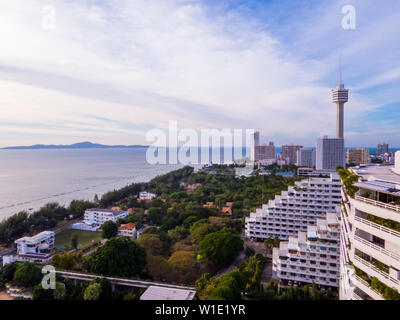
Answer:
214;231;274;284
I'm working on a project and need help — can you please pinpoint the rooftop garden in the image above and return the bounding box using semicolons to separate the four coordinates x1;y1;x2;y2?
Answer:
337;167;359;198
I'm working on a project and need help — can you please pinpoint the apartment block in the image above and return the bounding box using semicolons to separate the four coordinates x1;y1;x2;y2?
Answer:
273;212;340;288
316;137;345;171
282;144;303;165
346;148;370;166
377;143;389;156
297;148;316;168
255;142;275;162
340;163;400;300
245;173;342;241
2;231;55;266
72;208;129;231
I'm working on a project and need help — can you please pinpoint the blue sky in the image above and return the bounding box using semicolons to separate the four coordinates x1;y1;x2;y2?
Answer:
0;0;399;147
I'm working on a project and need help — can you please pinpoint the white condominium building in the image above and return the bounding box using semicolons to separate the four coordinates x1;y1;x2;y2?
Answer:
3;231;55;266
272;212;340;288
340;163;400;300
245;173;342;240
139;191;157;200
84;208;129;226
15;231;55;255
72;208;129;231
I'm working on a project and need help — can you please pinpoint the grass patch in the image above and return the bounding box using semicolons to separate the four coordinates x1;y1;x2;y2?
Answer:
55;227;102;251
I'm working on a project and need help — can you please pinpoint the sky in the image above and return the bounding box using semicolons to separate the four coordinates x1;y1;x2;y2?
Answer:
0;0;399;148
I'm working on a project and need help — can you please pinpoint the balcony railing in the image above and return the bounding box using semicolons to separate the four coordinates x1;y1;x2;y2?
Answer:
354;255;399;287
355;195;400;214
354;275;384;300
354;216;400;239
354;235;400;262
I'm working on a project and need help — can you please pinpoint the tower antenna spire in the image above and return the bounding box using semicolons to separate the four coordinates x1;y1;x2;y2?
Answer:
339;54;343;85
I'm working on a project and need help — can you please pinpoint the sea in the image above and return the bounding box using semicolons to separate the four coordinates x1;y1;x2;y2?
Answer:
0;148;197;221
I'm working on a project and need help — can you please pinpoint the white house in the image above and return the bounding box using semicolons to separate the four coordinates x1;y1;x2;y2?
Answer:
72;208;129;231
139;191;157;200
118;223;137;239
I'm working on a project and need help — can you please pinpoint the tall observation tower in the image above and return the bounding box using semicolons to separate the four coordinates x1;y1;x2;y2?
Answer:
332;80;349;139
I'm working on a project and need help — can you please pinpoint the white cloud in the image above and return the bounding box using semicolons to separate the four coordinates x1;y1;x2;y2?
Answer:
0;0;398;148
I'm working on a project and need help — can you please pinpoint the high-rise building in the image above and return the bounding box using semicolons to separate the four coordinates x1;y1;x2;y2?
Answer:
251;131;260;162
332;82;349;139
272;211;340;288
377;143;389;155
256;142;275;162
346;148;370;166
245;173;342;241
316;136;345;171
297;148;316;167
339;164;400;300
282;144;303;165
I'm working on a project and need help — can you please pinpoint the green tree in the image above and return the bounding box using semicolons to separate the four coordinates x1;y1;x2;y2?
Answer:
168;251;198;283
70;234;79;250
13;262;42;287
168;225;189;243
146;255;172;281
136;233;164;256
53;282;66;300
87;237;146;277
147;207;163;225
32;283;54;300
101;221;118;239
199;231;243;267
68;200;96;219
84;282;102;300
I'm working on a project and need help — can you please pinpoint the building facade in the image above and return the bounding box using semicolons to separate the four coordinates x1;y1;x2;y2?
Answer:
339;163;400;300
377;143;389;155
282;144;303;165
273;212;340;288
245;173;342;241
118;223;137;239
255;142;275;162
251;131;260;162
297;148;316;168
3;231;55;266
346;148;370;166
316;137;345;171
72;208;129;231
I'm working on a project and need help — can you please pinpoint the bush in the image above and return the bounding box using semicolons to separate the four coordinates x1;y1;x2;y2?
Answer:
13;262;42;287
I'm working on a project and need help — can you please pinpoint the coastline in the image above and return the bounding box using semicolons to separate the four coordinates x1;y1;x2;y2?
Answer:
0;147;200;221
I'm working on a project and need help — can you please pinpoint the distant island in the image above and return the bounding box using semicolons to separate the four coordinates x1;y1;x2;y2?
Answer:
2;141;148;150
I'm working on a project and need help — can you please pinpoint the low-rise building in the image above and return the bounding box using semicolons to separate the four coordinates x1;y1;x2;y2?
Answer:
272;212;340;288
139;191;157;200
72;208;129;231
118;223;137;239
3;231;55;266
140;286;197;300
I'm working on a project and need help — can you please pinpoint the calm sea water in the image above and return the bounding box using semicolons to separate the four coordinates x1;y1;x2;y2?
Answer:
0;148;199;221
